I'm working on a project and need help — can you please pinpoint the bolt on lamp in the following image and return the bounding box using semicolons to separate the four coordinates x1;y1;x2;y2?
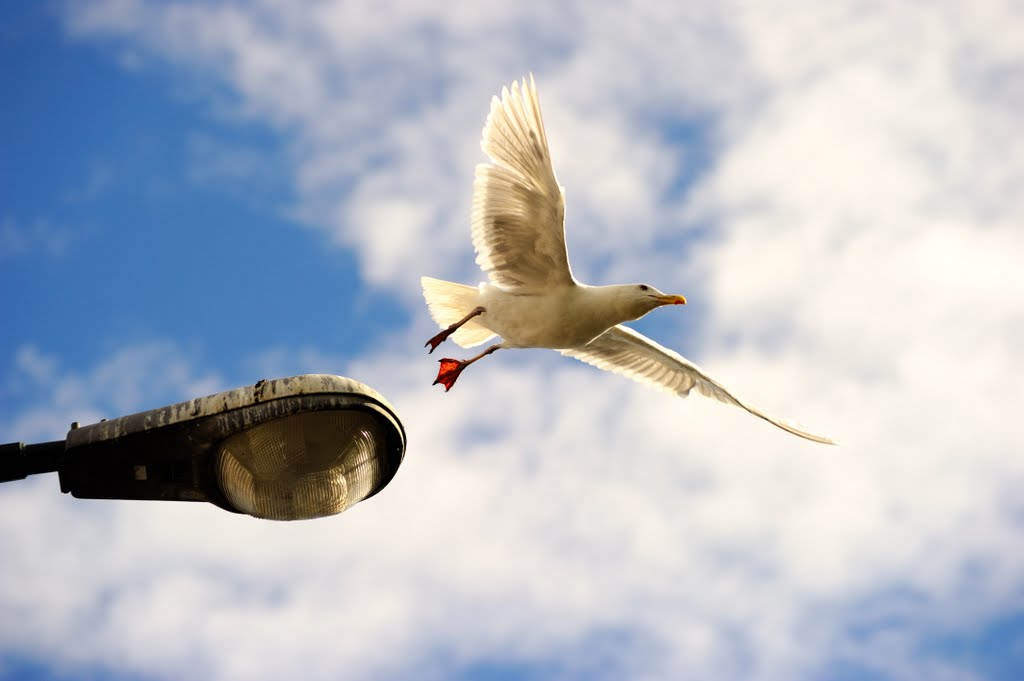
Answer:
0;375;406;521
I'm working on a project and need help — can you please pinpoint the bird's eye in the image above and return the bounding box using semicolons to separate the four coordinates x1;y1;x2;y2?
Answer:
639;284;649;291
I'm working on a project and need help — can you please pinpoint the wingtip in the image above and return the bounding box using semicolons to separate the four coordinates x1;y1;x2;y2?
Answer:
764;415;838;445
787;426;840;446
508;74;537;97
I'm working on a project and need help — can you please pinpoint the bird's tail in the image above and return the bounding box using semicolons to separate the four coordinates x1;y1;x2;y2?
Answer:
421;277;496;348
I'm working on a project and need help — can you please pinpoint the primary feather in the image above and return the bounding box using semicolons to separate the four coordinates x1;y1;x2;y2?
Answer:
472;75;574;292
562;326;835;445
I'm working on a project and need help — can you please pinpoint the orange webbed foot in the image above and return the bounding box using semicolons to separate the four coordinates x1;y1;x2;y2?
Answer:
433;358;465;391
424;330;451;354
424;307;486;354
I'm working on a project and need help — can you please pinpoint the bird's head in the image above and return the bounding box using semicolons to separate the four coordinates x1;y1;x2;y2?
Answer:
617;283;687;319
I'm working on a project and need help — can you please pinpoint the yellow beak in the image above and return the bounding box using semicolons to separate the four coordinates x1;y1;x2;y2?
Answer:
656;294;687;306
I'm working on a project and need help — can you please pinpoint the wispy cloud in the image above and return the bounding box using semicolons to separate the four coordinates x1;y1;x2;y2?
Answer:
62;160;115;204
59;0;754;295
0;217;72;260
1;341;224;442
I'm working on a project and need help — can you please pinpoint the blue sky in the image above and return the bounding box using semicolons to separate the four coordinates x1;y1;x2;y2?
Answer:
0;5;401;381
2;2;1024;680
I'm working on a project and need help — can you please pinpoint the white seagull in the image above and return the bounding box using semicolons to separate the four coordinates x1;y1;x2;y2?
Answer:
422;75;834;445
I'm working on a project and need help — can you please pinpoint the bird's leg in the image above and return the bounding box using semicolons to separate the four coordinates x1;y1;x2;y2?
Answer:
433;343;502;392
424;306;486;354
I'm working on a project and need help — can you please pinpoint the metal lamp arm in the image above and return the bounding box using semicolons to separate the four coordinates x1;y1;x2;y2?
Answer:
0;440;65;483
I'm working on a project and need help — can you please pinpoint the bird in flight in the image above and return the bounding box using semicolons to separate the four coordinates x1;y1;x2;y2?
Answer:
422;75;834;444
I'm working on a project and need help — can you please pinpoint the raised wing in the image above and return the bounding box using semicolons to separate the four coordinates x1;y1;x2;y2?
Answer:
562;325;836;445
472;75;575;292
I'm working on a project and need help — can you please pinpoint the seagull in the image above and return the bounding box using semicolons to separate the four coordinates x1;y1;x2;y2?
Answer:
422;75;834;445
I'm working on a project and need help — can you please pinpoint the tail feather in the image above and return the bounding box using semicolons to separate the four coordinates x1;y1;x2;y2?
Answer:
421;276;495;348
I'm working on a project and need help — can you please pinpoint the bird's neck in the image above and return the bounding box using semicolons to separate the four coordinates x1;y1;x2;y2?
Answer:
577;285;645;325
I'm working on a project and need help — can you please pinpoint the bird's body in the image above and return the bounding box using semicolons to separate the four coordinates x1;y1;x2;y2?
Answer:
464;282;673;349
423;75;834;444
480;285;589;348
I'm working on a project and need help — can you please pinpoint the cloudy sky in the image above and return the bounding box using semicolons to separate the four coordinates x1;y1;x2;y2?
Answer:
2;1;1023;679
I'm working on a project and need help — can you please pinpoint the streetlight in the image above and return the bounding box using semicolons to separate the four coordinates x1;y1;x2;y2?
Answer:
0;374;406;521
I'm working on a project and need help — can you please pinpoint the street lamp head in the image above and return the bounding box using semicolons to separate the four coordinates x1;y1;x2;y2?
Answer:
56;375;405;521
215;409;393;520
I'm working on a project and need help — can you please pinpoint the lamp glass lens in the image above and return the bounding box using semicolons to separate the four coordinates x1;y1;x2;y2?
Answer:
215;411;385;520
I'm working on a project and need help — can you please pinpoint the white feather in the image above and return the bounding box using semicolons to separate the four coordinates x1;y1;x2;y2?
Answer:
562;326;836;445
420;276;495;348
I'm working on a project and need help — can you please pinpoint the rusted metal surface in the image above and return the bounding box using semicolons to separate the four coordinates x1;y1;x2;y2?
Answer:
66;374;399;448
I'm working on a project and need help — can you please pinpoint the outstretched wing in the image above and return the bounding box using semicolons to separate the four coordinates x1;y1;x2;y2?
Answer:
472;75;575;292
562;325;836;445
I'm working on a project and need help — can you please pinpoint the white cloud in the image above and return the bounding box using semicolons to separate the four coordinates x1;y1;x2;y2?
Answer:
60;0;753;298
5;0;1020;680
4;327;1021;680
